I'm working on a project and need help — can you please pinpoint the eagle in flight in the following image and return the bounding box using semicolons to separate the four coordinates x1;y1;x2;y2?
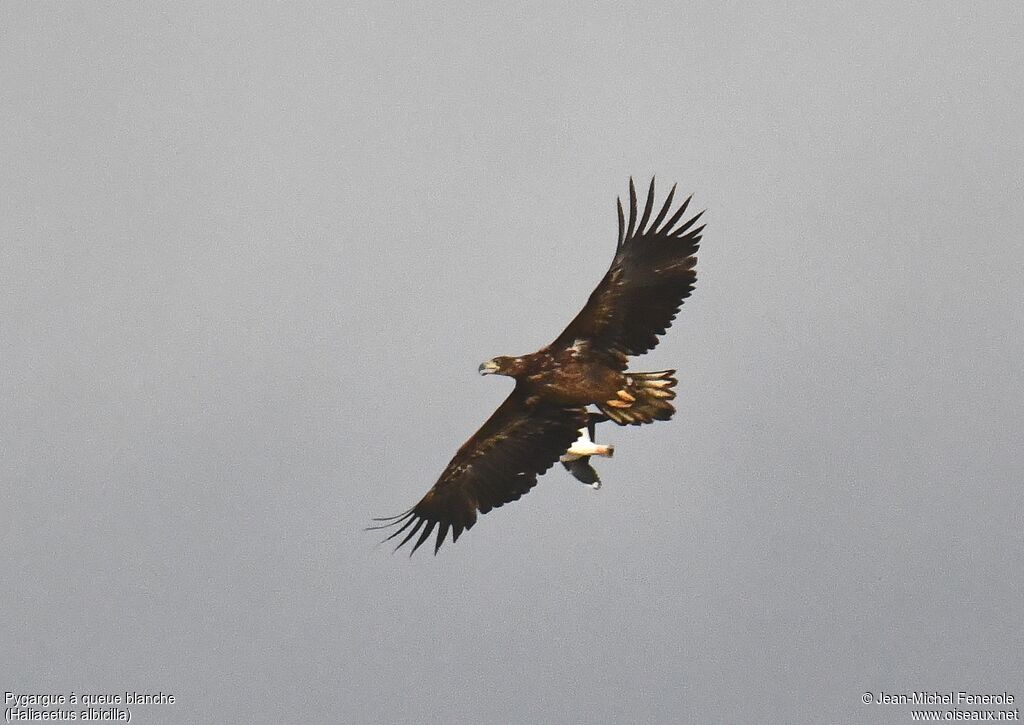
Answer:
371;178;704;555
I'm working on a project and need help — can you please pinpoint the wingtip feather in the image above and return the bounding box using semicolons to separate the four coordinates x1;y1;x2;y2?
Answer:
434;522;450;554
650;183;676;232
659;193;693;236
410;520;437;556
637;177;656;234
616;197;625;249
393;516;426;552
673;209;705;237
626;178;638;240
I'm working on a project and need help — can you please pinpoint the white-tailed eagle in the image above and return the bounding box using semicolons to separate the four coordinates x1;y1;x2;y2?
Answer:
371;178;704;554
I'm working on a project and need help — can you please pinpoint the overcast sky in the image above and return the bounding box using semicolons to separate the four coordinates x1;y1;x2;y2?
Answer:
3;3;1022;724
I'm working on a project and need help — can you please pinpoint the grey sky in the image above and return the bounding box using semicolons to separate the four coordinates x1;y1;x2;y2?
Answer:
3;3;1022;724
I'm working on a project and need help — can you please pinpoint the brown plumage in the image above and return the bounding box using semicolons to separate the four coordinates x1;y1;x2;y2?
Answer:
370;178;704;554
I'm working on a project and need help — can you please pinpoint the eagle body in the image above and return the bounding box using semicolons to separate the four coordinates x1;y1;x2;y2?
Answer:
482;349;625;407
371;178;704;555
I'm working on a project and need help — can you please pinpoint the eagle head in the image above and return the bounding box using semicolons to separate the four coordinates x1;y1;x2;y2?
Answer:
478;356;523;377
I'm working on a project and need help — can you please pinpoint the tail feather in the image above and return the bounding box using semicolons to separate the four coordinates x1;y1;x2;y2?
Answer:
598;370;677;425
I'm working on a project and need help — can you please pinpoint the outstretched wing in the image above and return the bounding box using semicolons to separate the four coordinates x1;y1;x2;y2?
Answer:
553;178;704;365
371;391;586;555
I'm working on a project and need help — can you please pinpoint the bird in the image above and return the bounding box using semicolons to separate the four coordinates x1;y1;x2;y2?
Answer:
370;178;704;555
560;412;614;489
